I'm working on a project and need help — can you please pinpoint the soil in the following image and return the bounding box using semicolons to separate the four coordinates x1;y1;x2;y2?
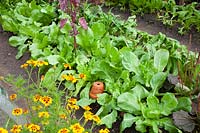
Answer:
0;6;200;132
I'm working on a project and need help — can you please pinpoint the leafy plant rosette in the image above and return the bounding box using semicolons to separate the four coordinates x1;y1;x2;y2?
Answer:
1;60;109;133
0;1;199;133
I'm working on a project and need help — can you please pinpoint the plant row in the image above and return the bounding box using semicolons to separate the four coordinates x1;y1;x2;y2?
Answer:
105;0;200;34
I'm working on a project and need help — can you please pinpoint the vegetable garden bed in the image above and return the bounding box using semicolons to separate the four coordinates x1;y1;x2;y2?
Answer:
0;0;199;133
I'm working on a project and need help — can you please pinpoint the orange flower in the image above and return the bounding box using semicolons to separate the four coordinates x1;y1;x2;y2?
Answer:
37;60;48;67
9;94;17;101
67;98;77;105
70;123;84;133
26;59;37;67
59;114;67;119
41;75;45;81
84;111;93;121
33;94;41;102
28;124;40;132
58;128;69;133
10;125;22;133
12;108;23;116
39;96;52;107
99;128;110;133
64;64;72;69
20;63;28;69
93;115;101;124
23;108;29;114
79;73;86;79
0;127;8;133
38;111;49;118
83;106;91;111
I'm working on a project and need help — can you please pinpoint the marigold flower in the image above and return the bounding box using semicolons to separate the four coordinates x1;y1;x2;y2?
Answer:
67;98;77;105
39;96;52;107
23;108;29;114
20;63;28;69
83;106;91;111
59;114;67;119
58;128;69;133
10;125;22;133
93;115;101;124
28;124;40;132
70;123;84;133
79;73;86;79
26;59;37;67
0;128;8;133
64;64;72;69
12;108;23;116
37;60;48;67
99;128;110;133
9;94;17;101
84;111;93;121
38;111;49;118
33;94;41;102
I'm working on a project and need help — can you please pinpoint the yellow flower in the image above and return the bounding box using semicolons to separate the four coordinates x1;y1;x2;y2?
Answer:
39;96;52;107
28;124;40;132
0;127;8;133
59;114;67;119
93;115;101;124
83;106;91;111
67;98;77;105
64;63;72;69
70;123;84;133
12;108;23;116
58;128;69;133
26;59;37;67
84;111;93;121
9;94;17;101
38;111;49;118
37;60;48;67
99;128;110;133
20;63;28;69
10;125;22;133
23;108;29;114
79;73;86;79
33;94;41;102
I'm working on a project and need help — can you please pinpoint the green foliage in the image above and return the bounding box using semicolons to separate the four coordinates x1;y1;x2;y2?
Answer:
0;2;198;132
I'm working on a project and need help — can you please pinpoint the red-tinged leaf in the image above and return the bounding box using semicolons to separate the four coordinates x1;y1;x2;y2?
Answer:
70;0;80;7
59;0;67;11
79;17;88;30
173;110;195;132
60;19;68;28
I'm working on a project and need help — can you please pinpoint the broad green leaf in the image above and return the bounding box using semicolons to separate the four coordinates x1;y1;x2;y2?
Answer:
74;79;85;97
130;84;149;100
121;49;139;73
77;98;95;107
16;45;28;59
175;97;192;112
42;68;56;89
120;113;138;132
154;49;169;72
150;72;167;94
80;83;91;99
91;22;106;39
101;110;117;128
46;55;60;65
9;36;28;47
117;92;140;114
135;119;147;133
161;93;178;116
97;93;111;105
